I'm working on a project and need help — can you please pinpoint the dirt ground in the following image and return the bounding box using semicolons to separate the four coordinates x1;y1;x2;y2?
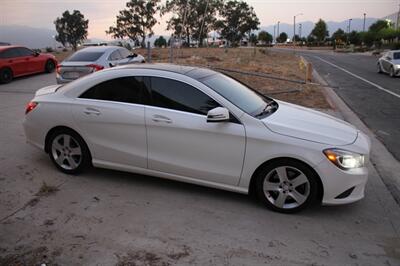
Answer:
53;47;331;110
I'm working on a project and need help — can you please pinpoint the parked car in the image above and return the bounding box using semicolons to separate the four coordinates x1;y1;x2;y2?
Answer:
23;64;370;213
377;50;400;77
56;46;145;84
0;45;57;84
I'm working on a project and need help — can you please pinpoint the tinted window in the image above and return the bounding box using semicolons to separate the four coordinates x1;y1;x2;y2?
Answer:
17;47;34;56
109;50;122;61
119;48;131;58
150;77;220;115
0;48;20;58
66;51;104;62
202;73;267;116
394;52;400;60
80;77;145;104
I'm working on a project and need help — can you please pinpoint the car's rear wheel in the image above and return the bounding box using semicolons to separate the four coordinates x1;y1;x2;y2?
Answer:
389;67;395;78
255;159;319;213
0;68;13;84
48;129;91;174
45;60;56;73
377;63;382;73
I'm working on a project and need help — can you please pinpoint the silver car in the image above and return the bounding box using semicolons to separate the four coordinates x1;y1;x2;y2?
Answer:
377;50;400;77
56;46;145;84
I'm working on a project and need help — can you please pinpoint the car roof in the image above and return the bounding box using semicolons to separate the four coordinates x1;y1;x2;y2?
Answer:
76;46;122;53
110;63;219;80
0;45;26;52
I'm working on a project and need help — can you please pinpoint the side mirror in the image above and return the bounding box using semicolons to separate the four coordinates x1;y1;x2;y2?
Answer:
127;53;138;58
109;62;116;67
207;107;230;123
386;56;392;61
34;52;40;57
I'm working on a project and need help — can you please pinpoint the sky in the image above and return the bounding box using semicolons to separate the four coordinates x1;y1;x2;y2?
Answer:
1;0;399;40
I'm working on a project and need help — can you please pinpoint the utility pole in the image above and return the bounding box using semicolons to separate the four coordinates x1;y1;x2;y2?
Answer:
273;25;276;43
347;18;352;45
397;3;400;30
363;13;366;32
293;13;303;49
277;21;280;43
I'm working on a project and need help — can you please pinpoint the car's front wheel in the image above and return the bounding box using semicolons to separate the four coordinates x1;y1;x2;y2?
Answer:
45;60;56;73
255;159;319;213
48;129;91;174
0;68;13;84
389;66;395;78
377;63;382;73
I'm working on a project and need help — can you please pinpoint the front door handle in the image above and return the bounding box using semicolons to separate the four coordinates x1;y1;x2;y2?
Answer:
84;107;101;115
152;114;172;123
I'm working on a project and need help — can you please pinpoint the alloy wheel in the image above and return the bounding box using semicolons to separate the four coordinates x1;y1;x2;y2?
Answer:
51;134;82;170
263;166;310;209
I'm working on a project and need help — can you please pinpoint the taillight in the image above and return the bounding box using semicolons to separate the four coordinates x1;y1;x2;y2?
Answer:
25;101;38;115
56;64;61;74
87;64;104;72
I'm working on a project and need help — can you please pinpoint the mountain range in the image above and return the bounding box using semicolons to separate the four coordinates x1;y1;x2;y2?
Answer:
0;17;383;49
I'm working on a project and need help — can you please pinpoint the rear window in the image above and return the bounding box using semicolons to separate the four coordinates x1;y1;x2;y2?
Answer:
394;52;400;60
66;51;104;62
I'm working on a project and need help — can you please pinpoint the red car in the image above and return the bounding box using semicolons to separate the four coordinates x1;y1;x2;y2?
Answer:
0;45;57;84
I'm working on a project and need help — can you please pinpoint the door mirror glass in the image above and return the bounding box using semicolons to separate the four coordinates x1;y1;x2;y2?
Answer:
207;107;230;123
386;56;392;61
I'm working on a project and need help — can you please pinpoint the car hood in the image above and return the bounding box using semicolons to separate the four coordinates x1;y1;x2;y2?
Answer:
392;59;400;65
262;101;358;146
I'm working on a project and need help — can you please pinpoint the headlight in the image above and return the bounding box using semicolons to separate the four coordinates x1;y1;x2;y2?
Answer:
323;149;365;170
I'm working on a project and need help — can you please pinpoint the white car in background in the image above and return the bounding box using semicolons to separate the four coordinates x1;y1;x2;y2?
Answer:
24;64;370;213
377;50;400;77
56;46;145;83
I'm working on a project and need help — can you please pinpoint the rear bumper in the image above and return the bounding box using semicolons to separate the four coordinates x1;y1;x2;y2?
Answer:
56;74;75;84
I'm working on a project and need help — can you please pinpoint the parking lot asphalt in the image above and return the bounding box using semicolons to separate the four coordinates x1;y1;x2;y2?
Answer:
1;72;400;265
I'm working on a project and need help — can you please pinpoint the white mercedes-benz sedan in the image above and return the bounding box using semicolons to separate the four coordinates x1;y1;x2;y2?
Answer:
23;64;371;213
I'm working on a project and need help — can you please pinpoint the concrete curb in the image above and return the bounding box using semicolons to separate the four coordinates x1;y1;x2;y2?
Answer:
311;67;400;205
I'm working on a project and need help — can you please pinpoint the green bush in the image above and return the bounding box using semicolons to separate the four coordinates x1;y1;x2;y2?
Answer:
45;47;54;52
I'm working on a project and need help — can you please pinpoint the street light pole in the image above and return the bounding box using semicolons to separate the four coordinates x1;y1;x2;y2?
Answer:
277;21;280;43
293;13;303;49
299;23;302;40
363;13;366;32
273;25;276;43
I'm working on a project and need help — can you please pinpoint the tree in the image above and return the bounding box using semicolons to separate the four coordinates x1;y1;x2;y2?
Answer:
154;36;167;47
311;19;329;45
54;10;89;51
107;0;160;48
277;32;288;43
258;30;273;44
249;33;258;45
369;20;391;33
216;0;260;47
332;28;346;43
348;30;361;45
162;0;222;47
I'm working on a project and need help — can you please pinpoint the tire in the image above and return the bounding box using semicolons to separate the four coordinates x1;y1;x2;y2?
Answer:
377;63;382;74
48;129;91;174
45;59;56;73
0;68;13;84
255;159;319;213
389;67;395;78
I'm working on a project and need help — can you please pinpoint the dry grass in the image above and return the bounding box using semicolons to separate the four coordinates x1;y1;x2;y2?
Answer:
53;47;331;109
136;47;331;109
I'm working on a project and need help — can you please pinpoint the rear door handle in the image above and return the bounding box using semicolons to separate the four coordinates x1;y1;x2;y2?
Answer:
84;107;101;115
152;114;172;123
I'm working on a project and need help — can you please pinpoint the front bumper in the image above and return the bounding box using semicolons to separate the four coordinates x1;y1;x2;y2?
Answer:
315;131;370;205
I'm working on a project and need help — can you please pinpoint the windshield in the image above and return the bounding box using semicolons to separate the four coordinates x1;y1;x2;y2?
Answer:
202;73;272;116
65;51;104;62
394;52;400;60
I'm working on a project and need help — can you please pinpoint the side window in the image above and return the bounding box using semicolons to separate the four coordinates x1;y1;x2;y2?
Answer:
80;76;145;104
150;77;220;115
17;47;34;57
109;50;122;61
119;48;131;58
1;48;19;58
